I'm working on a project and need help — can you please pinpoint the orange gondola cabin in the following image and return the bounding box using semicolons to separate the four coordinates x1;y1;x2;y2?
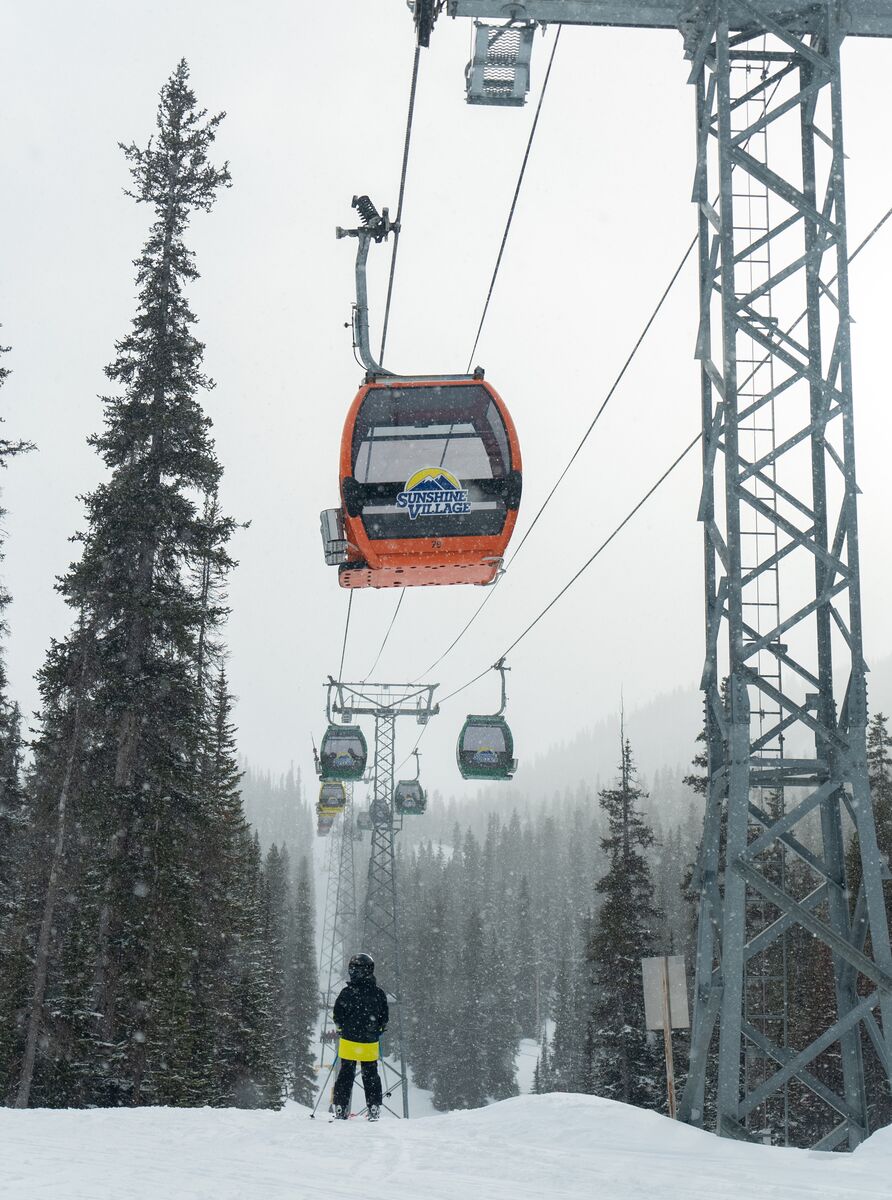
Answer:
321;375;522;588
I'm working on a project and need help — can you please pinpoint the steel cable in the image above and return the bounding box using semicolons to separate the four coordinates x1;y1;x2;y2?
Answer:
465;25;563;372
362;591;406;683
380;45;422;364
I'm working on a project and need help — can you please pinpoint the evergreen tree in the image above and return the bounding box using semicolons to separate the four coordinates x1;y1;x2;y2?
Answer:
17;61;234;1107
549;956;588;1092
0;336;34;1102
224;833;282;1108
240;763;311;857
192;665;279;1107
405;871;449;1092
287;856;318;1105
262;845;290;1087
587;737;663;1109
847;713;892;897
511;876;538;1039
481;925;519;1100
433;909;487;1110
867;713;892;871
533;1035;553;1095
842;712;892;1133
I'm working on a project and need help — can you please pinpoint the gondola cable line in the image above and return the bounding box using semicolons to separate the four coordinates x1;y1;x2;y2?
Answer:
412;230;699;682
379;44;423;364
404;70;796;676
337;590;353;683
395;427;701;768
409;190;892;685
418;196;892;762
440;429;700;701
466;24;563;373
361;590;407;683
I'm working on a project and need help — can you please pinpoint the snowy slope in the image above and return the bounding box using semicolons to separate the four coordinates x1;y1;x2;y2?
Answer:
3;1094;892;1200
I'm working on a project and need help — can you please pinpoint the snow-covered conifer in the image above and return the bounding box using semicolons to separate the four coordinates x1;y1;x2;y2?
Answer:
586;738;663;1109
17;60;234;1107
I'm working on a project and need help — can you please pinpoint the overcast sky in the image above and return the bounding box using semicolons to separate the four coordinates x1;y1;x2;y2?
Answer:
2;2;892;793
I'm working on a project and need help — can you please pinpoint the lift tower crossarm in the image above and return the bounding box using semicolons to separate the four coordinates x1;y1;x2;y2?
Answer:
443;1;892;37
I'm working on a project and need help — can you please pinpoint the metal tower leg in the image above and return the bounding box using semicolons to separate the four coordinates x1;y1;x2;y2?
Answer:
362;713;410;1118
679;1;892;1149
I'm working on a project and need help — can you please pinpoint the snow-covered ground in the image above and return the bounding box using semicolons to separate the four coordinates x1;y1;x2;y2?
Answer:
3;1093;892;1200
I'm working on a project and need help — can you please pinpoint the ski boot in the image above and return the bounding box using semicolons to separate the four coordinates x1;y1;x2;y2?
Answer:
332;1105;349;1121
367;1105;380;1122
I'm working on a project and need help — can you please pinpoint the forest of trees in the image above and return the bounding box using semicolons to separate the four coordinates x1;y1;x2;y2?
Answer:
388;716;892;1147
0;62;319;1110
394;739;692;1113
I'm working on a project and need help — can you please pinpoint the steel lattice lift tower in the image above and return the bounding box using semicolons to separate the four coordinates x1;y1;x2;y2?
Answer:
327;679;438;1118
418;0;892;1149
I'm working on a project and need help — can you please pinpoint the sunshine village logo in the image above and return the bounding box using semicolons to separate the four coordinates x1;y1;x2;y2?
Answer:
396;468;471;521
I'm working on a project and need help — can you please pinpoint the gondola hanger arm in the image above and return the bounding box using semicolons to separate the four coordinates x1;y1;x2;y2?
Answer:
325;676;341;725
493;656;510;717
336;195;399;378
311;733;321;777
336;194;484;383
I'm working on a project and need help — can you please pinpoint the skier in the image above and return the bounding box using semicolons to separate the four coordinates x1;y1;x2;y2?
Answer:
331;952;389;1120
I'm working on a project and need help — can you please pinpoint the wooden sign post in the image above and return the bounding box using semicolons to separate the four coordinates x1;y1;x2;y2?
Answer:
641;955;689;1119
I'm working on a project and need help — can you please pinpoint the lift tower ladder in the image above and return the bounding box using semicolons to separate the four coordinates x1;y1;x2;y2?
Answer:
419;0;892;1149
327;679;439;1118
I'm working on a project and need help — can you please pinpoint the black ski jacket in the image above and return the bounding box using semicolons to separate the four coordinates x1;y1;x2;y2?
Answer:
333;976;389;1043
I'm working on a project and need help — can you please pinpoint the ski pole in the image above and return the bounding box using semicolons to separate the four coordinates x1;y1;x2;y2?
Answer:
310;1058;338;1119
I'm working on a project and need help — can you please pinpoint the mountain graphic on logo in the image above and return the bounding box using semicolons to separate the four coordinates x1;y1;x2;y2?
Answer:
409;474;458;492
403;467;464;492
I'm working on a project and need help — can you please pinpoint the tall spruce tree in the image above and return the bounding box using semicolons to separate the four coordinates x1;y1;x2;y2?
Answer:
262;845;290;1087
481;925;519;1100
193;664;280;1107
0;337;34;1102
225;833;282;1108
511;875;538;1039
844;712;892;1133
18;61;234;1107
436;909;488;1110
587;736;663;1108
287;856;318;1105
867;713;892;871
549;954;590;1093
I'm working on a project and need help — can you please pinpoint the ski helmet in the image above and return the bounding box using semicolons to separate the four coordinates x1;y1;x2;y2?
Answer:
348;952;375;981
